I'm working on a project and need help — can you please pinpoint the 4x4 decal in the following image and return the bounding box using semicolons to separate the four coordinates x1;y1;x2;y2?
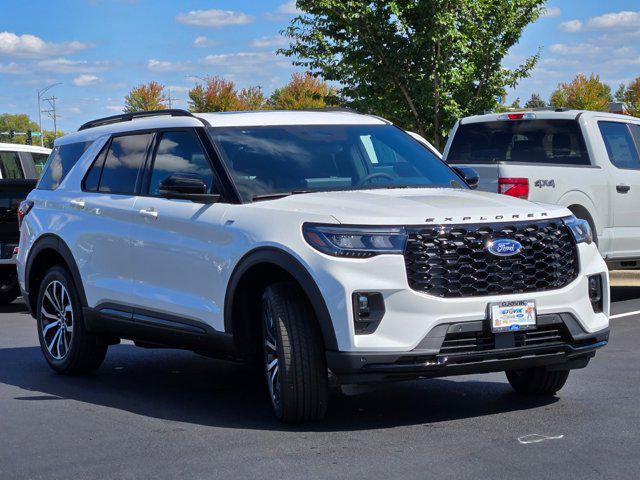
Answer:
534;179;556;188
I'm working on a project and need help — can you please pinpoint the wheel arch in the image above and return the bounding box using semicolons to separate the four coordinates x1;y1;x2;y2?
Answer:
25;234;87;317
224;247;338;352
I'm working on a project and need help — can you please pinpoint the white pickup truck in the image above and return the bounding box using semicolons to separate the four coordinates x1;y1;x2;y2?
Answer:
444;110;640;269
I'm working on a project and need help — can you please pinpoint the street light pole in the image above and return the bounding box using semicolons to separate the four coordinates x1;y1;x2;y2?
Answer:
37;83;61;147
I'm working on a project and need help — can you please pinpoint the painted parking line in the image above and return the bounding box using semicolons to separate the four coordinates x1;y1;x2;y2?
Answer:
610;310;640;320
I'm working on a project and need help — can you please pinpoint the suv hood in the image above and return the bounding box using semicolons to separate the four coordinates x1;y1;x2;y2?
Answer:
255;188;570;225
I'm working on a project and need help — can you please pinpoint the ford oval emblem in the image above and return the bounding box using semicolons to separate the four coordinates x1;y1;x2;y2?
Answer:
486;238;523;257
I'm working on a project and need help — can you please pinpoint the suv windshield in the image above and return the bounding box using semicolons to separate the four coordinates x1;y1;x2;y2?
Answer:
208;124;463;201
448;119;590;166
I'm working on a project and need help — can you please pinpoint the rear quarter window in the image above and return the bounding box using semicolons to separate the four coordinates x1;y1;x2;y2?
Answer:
598;121;640;170
38;141;93;190
448;119;591;166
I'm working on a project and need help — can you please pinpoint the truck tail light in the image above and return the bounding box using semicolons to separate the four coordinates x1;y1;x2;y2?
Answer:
17;200;33;230
498;177;529;199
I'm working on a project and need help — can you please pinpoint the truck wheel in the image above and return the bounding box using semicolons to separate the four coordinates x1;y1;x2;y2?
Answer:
36;266;107;374
261;282;328;422
506;367;569;395
0;270;20;305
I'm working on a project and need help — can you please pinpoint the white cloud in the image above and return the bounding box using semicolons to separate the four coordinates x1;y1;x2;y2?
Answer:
549;43;602;56
176;9;253;27
37;58;110;74
0;61;26;74
193;36;218;48
588;11;640;30
250;35;288;48
201;51;291;77
66;106;82;114
166;85;191;93
0;31;89;58
277;1;302;15
73;74;99;86
106;105;123;112
147;58;190;72
542;6;561;18
558;20;582;32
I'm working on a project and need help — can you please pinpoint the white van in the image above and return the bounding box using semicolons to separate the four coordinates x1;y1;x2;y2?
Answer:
444;110;640;269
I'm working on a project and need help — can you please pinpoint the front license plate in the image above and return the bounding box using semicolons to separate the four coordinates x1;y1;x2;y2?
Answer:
490;300;537;333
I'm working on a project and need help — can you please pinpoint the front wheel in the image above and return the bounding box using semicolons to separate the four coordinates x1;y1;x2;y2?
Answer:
506;367;570;395
262;282;328;423
36;266;107;374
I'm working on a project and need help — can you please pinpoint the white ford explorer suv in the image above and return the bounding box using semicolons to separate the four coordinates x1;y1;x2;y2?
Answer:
17;109;609;422
444;109;640;270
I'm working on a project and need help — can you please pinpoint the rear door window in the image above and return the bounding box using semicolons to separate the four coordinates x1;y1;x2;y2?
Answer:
0;151;24;179
598;122;640;170
38;141;93;190
448;119;590;166
95;133;153;194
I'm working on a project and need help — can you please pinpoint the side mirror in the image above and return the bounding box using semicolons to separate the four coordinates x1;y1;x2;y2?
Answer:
158;173;220;204
453;166;479;190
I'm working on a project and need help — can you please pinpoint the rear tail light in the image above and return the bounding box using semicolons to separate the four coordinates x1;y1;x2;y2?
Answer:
17;200;33;230
498;177;529;199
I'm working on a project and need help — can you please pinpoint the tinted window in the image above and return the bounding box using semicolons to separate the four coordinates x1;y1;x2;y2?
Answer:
448;120;590;166
208;125;463;201
598;122;640;169
148;131;214;196
82;145;107;192
32;153;49;176
0;151;24;179
38;141;93;190
98;134;152;194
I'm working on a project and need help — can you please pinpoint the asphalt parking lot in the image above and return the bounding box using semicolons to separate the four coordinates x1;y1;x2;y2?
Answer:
1;287;639;480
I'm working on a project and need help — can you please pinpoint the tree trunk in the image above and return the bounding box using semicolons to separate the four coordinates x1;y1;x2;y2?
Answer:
433;41;442;150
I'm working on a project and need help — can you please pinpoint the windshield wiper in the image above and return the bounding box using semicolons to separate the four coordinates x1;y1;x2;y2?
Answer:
251;190;313;202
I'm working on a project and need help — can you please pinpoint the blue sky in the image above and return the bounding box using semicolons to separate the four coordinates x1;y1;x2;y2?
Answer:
1;0;639;132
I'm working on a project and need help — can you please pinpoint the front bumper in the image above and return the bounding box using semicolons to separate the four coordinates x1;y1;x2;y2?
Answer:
326;313;609;384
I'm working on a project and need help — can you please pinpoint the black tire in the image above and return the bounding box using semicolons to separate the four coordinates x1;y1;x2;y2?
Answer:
36;266;107;374
261;282;328;422
506;367;570;395
0;269;20;305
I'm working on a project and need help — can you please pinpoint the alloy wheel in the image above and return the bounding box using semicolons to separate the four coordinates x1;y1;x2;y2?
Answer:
262;298;281;409
40;280;74;360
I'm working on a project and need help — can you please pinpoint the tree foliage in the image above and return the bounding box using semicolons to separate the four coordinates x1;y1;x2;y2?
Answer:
550;74;612;111
615;77;640;117
280;0;545;148
0;113;39;145
524;93;547;109
123;81;168;113
270;73;337;109
188;76;266;112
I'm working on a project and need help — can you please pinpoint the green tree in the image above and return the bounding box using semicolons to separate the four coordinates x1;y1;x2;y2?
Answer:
123;81;168;113
524;93;547;109
614;77;640;117
270;73;337;109
188;76;266;112
0;113;40;145
280;0;545;149
550;74;612;111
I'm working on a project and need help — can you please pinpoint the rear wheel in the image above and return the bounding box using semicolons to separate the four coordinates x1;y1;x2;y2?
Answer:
37;266;107;374
261;282;328;422
506;367;570;395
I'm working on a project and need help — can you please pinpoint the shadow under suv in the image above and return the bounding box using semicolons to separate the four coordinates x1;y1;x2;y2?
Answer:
17;109;610;422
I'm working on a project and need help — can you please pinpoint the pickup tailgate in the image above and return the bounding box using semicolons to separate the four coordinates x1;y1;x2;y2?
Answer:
0;180;36;258
449;162;500;193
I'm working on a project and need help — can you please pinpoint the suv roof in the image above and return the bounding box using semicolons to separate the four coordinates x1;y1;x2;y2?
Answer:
59;109;389;147
0;142;51;154
460;109;639;125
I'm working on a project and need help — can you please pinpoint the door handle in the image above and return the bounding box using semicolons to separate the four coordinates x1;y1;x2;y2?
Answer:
616;184;631;194
69;199;85;210
139;208;158;219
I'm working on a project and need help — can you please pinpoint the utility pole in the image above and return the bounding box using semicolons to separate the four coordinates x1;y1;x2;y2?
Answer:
42;96;59;142
166;87;178;109
37;83;61;147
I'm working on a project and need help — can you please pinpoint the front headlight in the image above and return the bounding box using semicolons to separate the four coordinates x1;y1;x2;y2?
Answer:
303;224;407;258
565;216;593;244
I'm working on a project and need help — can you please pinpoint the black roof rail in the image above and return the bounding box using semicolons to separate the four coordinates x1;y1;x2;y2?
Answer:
78;109;197;131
